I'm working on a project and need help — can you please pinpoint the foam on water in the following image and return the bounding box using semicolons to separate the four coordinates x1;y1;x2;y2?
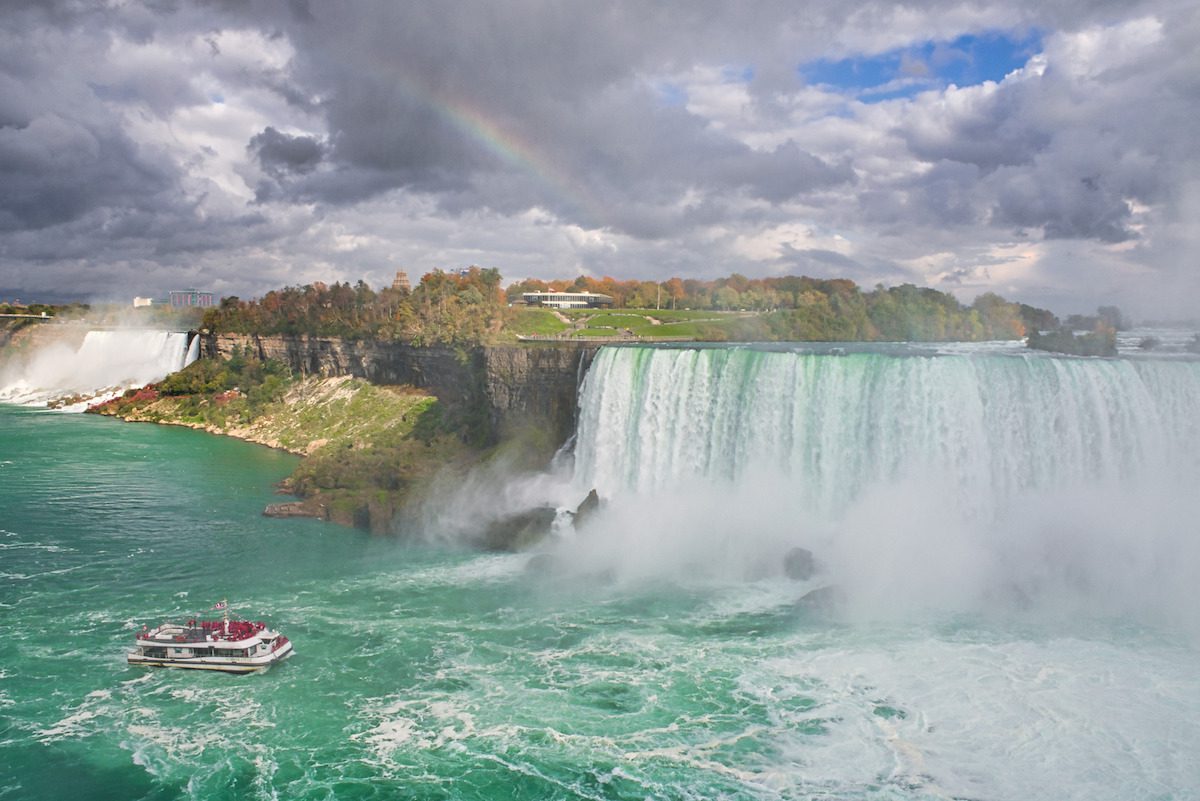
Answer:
750;629;1200;799
3;351;1199;799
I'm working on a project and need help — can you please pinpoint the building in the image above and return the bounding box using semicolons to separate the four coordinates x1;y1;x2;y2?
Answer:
132;296;156;307
522;291;614;309
392;270;411;292
169;289;215;308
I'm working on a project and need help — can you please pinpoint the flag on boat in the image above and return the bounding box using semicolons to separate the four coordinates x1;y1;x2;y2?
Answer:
212;600;227;610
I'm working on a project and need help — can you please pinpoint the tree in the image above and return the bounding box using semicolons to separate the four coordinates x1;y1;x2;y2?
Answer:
1097;305;1127;331
714;286;740;310
972;292;1026;339
664;277;685;309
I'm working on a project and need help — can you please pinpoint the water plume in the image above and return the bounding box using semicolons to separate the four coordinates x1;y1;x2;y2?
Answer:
0;328;197;409
405;428;580;548
539;345;1200;632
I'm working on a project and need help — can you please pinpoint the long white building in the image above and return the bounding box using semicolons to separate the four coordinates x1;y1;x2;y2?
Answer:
522;291;613;309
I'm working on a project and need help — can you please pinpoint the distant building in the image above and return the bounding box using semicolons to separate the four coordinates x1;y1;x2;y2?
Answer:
132;296;156;307
168;289;215;308
522;291;613;309
392;270;411;292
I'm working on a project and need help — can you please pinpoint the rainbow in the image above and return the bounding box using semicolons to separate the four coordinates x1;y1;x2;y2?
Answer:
417;85;603;227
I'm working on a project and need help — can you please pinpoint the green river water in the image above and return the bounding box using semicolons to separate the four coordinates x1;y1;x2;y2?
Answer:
1;391;1199;800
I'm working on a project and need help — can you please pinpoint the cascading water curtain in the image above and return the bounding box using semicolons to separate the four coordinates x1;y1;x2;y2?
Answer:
574;346;1200;522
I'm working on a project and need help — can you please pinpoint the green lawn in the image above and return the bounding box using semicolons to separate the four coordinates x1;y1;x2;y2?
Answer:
506;308;570;336
569;328;624;338
634;309;730;321
512;306;750;340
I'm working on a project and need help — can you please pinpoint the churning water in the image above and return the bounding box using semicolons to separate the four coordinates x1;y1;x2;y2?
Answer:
1;343;1198;800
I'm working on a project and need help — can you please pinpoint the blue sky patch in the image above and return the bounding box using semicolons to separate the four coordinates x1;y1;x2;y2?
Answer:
721;65;756;84
652;81;688;107
800;30;1041;102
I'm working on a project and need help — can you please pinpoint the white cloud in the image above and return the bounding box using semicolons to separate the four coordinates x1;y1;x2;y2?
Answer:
0;1;1196;318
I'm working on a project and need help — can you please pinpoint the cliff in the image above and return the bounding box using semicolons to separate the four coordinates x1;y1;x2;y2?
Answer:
201;334;598;447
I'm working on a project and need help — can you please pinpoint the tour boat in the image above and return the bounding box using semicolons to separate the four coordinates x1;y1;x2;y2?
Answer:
128;601;293;673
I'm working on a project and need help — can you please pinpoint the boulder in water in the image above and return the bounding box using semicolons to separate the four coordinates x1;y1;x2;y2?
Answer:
572;488;601;531
783;547;817;580
795;585;845;612
263;500;322;519
480;506;558;551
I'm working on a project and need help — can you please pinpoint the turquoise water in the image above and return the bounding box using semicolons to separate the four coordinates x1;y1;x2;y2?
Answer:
2;397;1200;800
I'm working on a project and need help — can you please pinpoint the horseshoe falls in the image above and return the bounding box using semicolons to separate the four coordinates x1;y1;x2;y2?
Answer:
564;347;1200;626
2;343;1199;800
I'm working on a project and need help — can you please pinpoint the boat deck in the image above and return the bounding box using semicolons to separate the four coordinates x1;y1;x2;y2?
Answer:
138;619;269;644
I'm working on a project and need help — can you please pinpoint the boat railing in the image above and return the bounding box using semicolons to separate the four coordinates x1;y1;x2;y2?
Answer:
137;619;269;643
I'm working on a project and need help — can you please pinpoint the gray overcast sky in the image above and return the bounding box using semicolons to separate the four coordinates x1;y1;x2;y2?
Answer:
1;0;1197;318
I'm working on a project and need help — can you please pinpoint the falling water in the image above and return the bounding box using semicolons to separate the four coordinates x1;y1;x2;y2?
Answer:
0;329;198;408
563;346;1200;626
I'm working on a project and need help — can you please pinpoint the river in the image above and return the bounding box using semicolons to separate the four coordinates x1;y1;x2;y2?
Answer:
2;342;1199;800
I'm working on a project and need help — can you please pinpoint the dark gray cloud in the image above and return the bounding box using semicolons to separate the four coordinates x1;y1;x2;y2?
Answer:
250;127;324;176
0;0;1196;317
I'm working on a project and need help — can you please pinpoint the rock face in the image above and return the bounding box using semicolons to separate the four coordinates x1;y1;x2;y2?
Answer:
478;506;559;552
783;547;817;581
201;334;597;447
480;345;598;444
262;501;316;519
795;585;845;612
263;496;395;534
571;489;601;532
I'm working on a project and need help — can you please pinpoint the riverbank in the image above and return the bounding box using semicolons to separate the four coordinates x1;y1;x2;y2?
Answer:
90;373;480;532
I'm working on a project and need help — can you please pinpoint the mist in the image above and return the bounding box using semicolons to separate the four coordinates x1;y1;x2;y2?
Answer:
0;328;197;408
481;345;1200;636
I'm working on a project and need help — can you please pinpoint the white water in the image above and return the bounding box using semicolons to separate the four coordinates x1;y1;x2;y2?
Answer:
554;346;1200;631
0;329;197;409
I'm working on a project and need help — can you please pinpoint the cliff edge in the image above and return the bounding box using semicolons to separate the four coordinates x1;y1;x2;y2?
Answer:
201;334;598;447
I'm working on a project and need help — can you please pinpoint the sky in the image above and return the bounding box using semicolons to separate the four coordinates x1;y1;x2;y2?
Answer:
1;0;1198;319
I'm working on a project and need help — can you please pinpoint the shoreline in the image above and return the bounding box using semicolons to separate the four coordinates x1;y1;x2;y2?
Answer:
87;375;478;532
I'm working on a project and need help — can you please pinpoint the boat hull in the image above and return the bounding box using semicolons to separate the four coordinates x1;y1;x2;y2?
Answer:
127;641;294;674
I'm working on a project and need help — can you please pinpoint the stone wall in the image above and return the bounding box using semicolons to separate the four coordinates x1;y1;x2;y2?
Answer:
200;334;598;445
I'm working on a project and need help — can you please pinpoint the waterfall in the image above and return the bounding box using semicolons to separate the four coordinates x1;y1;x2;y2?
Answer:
0;329;199;409
184;331;201;366
563;345;1200;623
574;346;1200;517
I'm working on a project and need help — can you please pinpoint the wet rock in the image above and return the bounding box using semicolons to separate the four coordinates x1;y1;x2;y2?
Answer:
783;547;817;581
480;506;558;551
263;501;321;519
572;488;601;531
795;585;845;612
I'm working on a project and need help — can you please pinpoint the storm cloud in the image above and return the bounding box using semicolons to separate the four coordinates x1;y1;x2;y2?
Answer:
0;0;1197;317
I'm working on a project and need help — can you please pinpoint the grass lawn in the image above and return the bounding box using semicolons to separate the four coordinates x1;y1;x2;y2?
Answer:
506;307;570;336
513;306;754;340
569;328;624;338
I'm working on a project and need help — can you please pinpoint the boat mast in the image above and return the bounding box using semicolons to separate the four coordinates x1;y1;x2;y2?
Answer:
222;599;229;635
